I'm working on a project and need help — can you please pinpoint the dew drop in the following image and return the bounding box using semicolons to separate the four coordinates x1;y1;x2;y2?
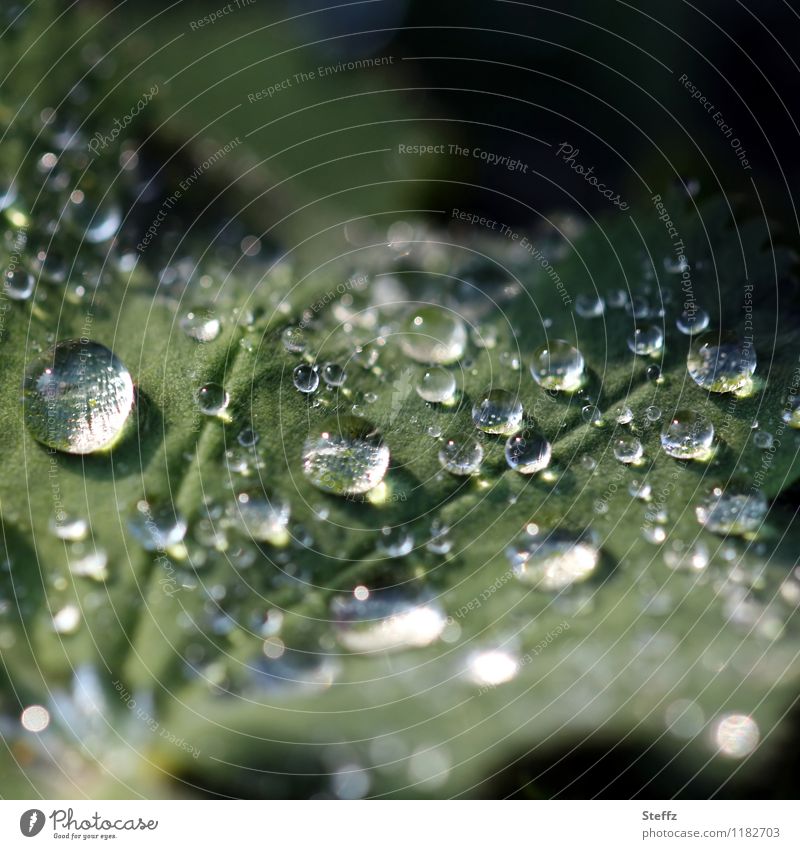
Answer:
695;487;767;536
378;525;414;557
574;293;604;318
530;340;585;392
628;325;664;356
676;307;710;335
416;366;456;403
322;362;346;387
302;415;389;495
281;325;306;353
196;382;229;416
506;527;600;591
49;513;89;541
293;363;319;394
53;603;81;634
472;388;523;435
233;489;290;544
753;430;773;449
4;268;34;300
400;306;466;364
645;405;662;421
176;303;218;343
438;437;483;475
331;591;446;653
612;404;634;425
613;434;643;464
466;649;520;686
128;501;187;551
782;396;800;429
714;714;759;758
23;339;134;454
660;409;714;459
581;404;604;427
687;331;755;393
505;430;552;474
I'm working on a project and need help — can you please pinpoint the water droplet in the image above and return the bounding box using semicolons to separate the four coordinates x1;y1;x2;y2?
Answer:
4;268;34;300
687;331;755;393
53;603;81;634
49;513;89;541
696;487;767;535
574;293;604;318
322;362;346;387
714;714;759;758
581;404;604;426
438;437;483;475
378;525;414;557
196;382;229;416
676;307;710;335
645;405;661;422
659;409;714;459
628;325;664;356
613;434;643;464
507;527;600;590
426;521;453;554
281;326;306;353
472;388;523;435
293;363;319;394
331;591;446;652
23;340;134;454
21;704;50;733
753;430;773;449
612;404;633;425
646;364;662;382
530;340;585;392
233;489;290;544
237;427;258;447
180;306;220;342
416;366;456;403
302;415;389;495
69;547;109;581
629;479;652;500
128;501;187;550
400;306;466;364
466;648;519;686
782;396;800;429
505;431;552;474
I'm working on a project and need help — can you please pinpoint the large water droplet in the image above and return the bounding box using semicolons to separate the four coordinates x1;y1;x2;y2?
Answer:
507;527;600;591
400;306;466;364
331;591;446;652
505;430;551;474
472;388;523;435
416;366;456;403
613;434;643;464
687;331;755;393
438;437;483;475
23;339;134;454
302;415;389;495
714;714;759;758
695;487;767;535
196;382;229;416
530;340;585;392
293;363;319;394
661;409;714;459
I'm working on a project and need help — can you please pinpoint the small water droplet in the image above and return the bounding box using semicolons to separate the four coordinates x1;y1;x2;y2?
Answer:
612;404;634;425
400;306;466;364
293;363;319;394
180;306;220;342
237;427;259;447
378;525;414;557
613;434;643;464
628;325;664;356
472;388;523;435
629;479;652;500
322;362;346;387
574;293;605;318
281;325;307;353
49;513;89;541
753;430;773;449
233;489;290;544
416;366;457;403
438;437;483;475
676;307;710;335
645;405;662;421
4;268;34;300
196;382;229;416
128;501;187;550
302;415;389;495
466;648;520;686
581;404;604;427
23;340;134;454
53;603;81;634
